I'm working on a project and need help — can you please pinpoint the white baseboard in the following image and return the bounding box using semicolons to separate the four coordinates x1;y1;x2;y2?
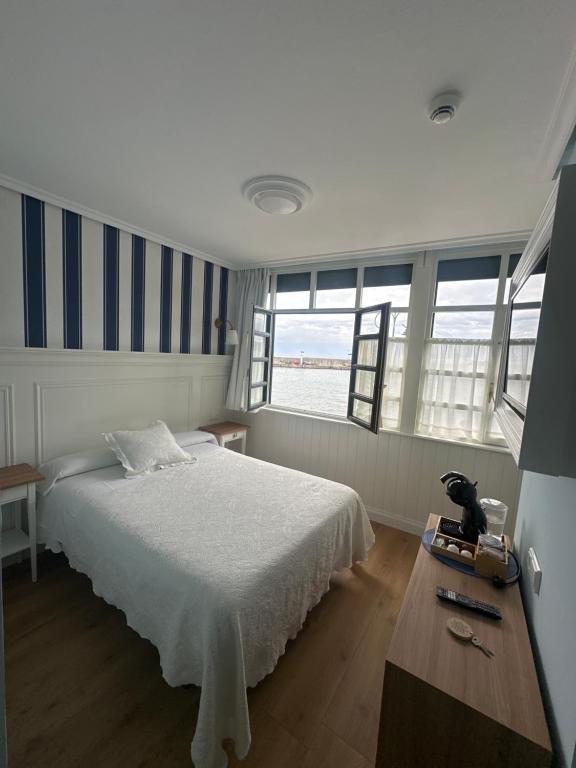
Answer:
366;507;426;536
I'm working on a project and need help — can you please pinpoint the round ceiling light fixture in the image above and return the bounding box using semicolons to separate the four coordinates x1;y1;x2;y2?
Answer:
428;91;462;125
242;175;313;214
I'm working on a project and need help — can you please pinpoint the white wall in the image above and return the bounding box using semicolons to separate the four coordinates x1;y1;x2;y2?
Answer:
244;408;521;535
514;472;576;767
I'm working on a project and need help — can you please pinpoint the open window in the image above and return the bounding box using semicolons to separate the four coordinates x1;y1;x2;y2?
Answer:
248;302;391;432
247;306;273;411
347;303;391;433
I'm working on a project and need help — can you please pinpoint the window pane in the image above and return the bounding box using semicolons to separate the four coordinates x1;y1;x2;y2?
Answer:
352;398;373;423
253;313;267;332
389;311;408;337
250;386;265;406
436;278;499;306
252;335;266;357
251;362;265;382
513;273;546;304
380;398;400;431
505;253;545;303
416;341;490;443
354;369;375;398
315;287;356;308
509;308;540;339
432;311;494;339
275;291;310;309
505;308;539;409
360;311;381;335
270;313;354;417
358;338;378;366
362;284;410;308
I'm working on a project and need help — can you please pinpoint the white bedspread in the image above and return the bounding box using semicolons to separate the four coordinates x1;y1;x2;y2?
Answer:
39;443;375;767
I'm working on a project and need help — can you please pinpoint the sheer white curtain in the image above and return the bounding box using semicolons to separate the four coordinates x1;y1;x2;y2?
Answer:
380;339;405;430
506;340;535;406
416;341;490;443
226;268;270;412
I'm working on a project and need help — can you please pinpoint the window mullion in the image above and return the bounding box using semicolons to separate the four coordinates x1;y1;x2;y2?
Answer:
309;270;317;309
269;273;277;309
355;266;364;308
399;252;432;435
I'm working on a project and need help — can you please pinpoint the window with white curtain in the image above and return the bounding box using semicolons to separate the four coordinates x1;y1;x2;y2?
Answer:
266;247;524;448
416;254;516;445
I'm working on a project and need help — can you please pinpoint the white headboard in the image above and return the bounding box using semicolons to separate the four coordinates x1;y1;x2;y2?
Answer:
0;348;233;466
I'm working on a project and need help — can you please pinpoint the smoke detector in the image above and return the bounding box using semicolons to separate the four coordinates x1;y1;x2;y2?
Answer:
429;91;461;125
242;175;313;214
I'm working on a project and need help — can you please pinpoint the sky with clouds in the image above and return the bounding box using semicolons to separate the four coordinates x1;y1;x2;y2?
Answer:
271;275;542;358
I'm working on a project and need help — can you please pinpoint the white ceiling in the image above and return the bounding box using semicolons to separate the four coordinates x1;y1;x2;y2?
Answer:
1;1;575;267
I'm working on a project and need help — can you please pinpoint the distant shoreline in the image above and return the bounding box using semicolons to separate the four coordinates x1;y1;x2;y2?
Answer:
273;357;351;370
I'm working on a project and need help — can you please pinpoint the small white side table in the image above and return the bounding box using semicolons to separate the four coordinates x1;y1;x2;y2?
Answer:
199;421;249;454
0;464;45;582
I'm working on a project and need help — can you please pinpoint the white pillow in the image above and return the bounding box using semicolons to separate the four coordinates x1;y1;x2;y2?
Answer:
38;447;120;495
103;420;194;478
173;430;219;448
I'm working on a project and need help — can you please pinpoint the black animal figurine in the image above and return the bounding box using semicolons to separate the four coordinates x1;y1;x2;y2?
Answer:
439;471;487;544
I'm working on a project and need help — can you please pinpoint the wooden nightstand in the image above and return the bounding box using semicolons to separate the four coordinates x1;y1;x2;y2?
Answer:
0;463;45;582
199;421;249;454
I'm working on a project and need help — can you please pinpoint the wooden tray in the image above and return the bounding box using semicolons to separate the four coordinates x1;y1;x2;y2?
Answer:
430;515;508;578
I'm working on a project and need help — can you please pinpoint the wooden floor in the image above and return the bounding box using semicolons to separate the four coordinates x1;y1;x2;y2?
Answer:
3;524;419;768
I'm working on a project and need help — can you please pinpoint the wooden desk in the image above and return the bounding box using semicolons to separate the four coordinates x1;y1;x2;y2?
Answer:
376;513;551;768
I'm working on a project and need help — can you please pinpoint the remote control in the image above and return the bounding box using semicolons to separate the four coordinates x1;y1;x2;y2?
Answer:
436;586;502;620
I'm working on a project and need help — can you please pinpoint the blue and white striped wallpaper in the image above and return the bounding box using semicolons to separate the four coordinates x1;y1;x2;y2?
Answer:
0;185;234;354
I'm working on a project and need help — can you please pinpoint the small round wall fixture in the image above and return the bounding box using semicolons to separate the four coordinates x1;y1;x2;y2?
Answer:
242;175;313;214
428;91;462;125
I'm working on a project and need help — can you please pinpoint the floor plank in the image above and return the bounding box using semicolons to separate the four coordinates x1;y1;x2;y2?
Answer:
324;530;420;762
301;725;369;768
3;524;419;767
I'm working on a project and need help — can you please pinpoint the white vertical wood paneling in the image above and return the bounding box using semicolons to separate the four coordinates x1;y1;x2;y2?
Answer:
243;410;522;536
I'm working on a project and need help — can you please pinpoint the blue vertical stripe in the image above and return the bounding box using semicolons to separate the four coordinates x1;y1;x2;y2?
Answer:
21;195;47;347
131;235;145;351
180;253;193;354
62;210;82;349
202;261;213;354
217;267;229;355
160;246;173;352
103;224;120;350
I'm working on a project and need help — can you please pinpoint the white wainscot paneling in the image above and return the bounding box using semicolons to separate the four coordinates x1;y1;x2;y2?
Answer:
0;385;14;467
243;409;521;536
0;384;17;531
0;348;232;466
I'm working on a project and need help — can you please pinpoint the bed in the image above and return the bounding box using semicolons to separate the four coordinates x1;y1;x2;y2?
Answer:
38;432;375;768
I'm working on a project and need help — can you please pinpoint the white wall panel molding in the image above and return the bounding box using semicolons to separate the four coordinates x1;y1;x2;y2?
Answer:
0;348;231;467
0;347;232;367
0;385;15;467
